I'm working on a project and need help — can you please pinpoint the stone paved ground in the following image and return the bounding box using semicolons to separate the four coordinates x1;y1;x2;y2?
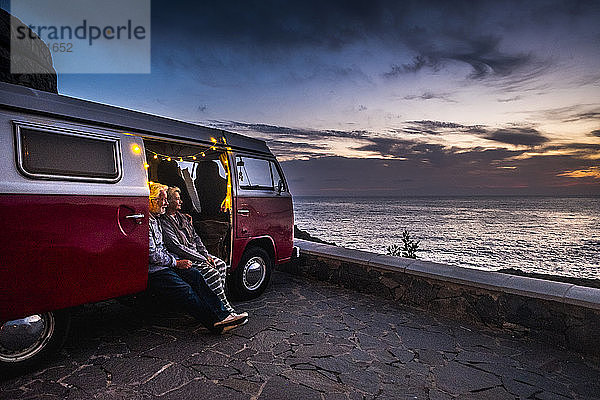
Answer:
1;271;599;399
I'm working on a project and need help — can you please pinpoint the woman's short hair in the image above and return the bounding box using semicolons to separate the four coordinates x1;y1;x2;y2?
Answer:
167;186;181;202
149;182;168;199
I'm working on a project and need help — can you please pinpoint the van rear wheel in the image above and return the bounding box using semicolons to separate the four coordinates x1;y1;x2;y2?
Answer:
0;310;70;374
231;247;272;300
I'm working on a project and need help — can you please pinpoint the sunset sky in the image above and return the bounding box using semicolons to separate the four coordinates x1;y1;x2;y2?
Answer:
11;0;600;195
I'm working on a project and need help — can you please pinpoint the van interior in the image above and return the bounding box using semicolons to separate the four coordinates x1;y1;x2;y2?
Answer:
144;139;231;263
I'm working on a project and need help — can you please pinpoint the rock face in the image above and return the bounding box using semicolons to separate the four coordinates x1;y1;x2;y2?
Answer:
0;9;57;93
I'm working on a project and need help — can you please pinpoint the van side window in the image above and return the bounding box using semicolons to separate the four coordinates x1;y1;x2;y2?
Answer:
237;156;274;190
16;124;121;182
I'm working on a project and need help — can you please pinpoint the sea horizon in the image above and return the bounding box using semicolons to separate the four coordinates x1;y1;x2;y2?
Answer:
293;195;600;279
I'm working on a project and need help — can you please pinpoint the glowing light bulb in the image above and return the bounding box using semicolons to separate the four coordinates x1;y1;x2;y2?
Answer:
167;157;171;161
153;154;158;159
143;163;149;169
132;144;141;154
192;156;197;160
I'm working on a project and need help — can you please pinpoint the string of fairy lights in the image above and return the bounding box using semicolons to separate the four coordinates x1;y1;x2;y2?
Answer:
141;136;232;169
140;136;234;211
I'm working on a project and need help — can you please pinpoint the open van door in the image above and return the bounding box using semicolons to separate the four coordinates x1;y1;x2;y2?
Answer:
232;154;293;299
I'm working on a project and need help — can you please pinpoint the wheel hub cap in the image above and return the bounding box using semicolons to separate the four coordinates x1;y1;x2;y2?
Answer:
0;313;54;362
243;256;266;291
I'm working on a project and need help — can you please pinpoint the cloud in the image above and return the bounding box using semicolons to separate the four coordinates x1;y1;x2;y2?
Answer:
543;143;600;152
451;35;533;79
397;120;486;136
563;111;600;123
484;127;549;146
532;105;600;123
556;166;600;179
383;56;431;78
590;130;600;137
281;148;600;196
383;32;541;84
208;120;371;141
352;136;526;166
498;96;522;102
265;139;329;158
402;92;455;102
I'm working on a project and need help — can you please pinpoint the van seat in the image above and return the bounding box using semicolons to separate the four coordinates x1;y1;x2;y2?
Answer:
194;220;230;261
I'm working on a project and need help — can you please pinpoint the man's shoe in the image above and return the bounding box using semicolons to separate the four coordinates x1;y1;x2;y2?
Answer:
214;312;247;328
220;318;248;333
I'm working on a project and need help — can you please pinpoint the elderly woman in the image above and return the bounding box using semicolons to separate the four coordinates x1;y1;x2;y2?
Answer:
146;182;247;332
161;186;239;315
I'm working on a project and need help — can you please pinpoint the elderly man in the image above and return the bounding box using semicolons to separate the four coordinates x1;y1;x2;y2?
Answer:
161;186;238;315
146;182;246;332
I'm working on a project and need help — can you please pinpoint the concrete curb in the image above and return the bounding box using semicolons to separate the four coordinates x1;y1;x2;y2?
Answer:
295;239;600;310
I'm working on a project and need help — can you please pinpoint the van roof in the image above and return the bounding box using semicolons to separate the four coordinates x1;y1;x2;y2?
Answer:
0;82;272;155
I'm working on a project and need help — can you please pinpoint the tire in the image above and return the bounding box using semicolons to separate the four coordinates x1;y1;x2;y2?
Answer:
230;246;272;300
0;310;71;375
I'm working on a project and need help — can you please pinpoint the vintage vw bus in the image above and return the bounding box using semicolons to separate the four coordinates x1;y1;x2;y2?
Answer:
0;82;297;371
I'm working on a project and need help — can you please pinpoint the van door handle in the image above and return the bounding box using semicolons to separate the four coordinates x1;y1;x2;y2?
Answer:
125;213;145;224
237;209;250;215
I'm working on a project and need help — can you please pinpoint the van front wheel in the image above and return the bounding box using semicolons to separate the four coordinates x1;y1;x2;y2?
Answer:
0;310;70;374
231;247;272;300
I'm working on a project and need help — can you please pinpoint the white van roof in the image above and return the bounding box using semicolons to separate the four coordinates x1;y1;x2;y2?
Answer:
0;82;272;156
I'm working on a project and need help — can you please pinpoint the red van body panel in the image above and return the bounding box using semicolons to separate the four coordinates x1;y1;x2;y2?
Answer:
0;194;148;321
233;194;294;268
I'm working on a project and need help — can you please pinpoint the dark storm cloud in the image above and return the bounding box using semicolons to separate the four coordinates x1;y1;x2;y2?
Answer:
151;0;595;88
484;127;549;146
152;0;397;49
590;130;600;137
152;0;599;48
384;34;536;81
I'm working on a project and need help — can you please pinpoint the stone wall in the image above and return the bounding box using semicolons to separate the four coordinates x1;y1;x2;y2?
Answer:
281;239;600;357
0;9;57;93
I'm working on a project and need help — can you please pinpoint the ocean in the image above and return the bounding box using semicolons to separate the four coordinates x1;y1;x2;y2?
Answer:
293;196;600;279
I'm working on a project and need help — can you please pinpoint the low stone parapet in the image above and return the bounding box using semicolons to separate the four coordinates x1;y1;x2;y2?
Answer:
281;239;600;356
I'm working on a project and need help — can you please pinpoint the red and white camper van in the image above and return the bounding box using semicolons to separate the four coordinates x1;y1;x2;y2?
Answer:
0;82;297;370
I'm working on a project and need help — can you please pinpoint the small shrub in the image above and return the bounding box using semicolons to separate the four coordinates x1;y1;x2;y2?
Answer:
386;229;420;259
